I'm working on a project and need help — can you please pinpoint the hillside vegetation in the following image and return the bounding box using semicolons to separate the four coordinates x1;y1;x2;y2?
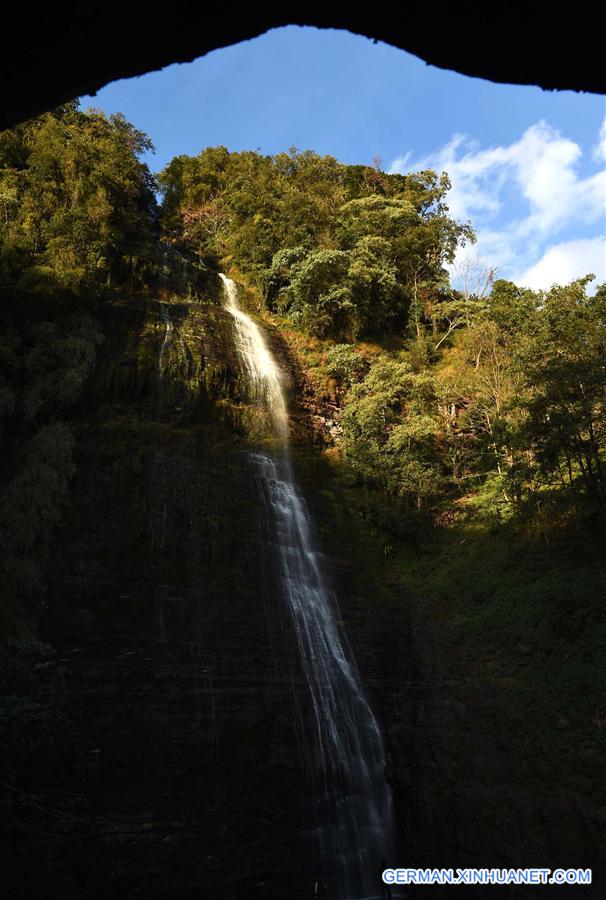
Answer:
1;106;605;811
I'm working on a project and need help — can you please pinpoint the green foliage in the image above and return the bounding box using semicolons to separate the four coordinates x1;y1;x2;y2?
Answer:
274;248;352;336
330;272;606;532
514;277;606;508
158;147;474;337
342;355;442;506
267;238;405;339
325;344;370;387
436;276;606;521
337;194;416;245
0;102;157;293
159;147;351;274
1;107;603;636
0;101;156;629
347;236;401;331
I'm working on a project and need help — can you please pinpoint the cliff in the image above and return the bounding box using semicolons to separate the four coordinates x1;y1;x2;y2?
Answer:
2;282;603;898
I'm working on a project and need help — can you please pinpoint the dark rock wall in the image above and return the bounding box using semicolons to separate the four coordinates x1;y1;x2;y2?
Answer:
5;292;314;898
3;288;603;898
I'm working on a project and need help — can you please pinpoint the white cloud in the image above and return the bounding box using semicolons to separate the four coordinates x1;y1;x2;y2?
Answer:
389;119;606;286
593;117;606;162
514;236;606;290
390;149;412;172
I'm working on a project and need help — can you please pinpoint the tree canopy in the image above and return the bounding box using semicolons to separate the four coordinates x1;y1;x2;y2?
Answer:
158;147;474;339
0;101;157;295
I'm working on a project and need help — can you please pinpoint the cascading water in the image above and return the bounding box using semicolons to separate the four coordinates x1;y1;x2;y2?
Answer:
220;273;396;899
220;274;288;440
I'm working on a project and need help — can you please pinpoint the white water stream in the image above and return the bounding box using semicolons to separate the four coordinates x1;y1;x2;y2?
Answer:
220;273;395;899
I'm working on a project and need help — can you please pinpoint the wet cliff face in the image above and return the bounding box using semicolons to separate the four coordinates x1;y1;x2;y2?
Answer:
5;287;603;899
6;291;316;898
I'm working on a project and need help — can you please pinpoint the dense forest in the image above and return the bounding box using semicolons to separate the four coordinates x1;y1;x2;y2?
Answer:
0;103;152;622
159;142;605;531
1;101;604;897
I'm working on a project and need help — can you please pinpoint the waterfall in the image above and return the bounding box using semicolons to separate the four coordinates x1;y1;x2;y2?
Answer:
220;273;395;900
219;274;288;440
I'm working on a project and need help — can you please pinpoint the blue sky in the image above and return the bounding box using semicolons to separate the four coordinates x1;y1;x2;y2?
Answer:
82;26;606;290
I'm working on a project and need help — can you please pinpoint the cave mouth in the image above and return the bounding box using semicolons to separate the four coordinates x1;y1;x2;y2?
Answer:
2;10;605;132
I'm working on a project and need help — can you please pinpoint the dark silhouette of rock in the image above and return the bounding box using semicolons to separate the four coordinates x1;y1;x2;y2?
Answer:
2;6;604;132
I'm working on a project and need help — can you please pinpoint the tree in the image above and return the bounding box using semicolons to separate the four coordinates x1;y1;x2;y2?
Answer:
0;103;157;293
516;277;606;509
342;356;442;507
